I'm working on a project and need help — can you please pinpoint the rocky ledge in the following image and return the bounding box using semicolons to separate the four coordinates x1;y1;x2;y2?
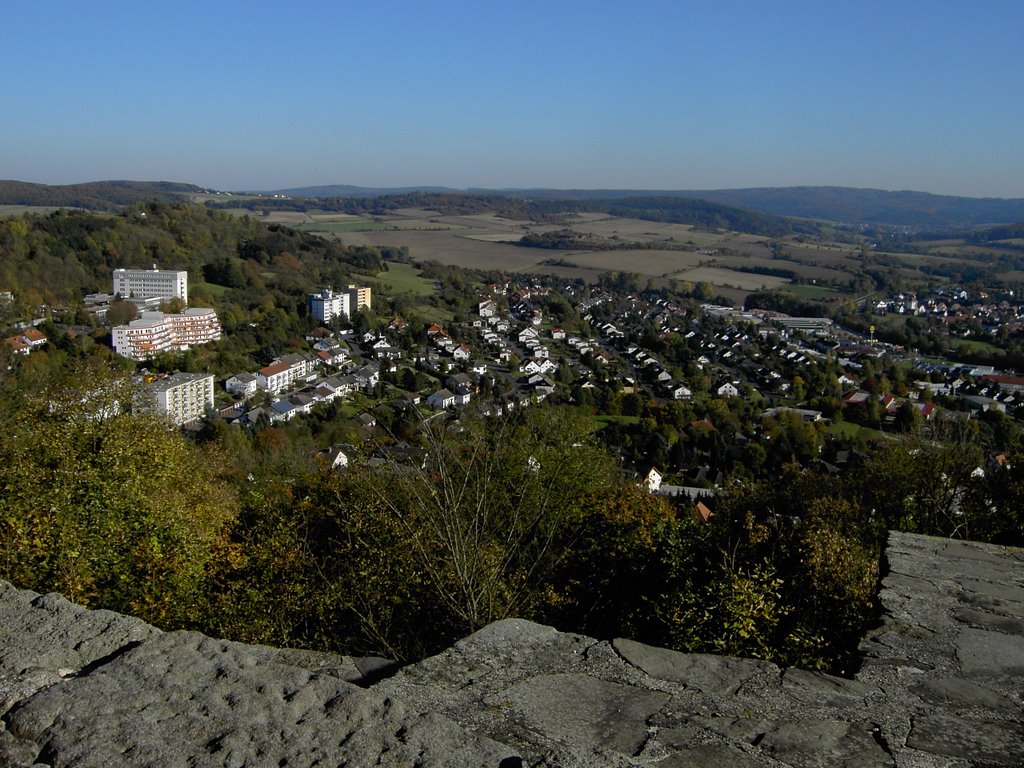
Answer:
1;531;1022;767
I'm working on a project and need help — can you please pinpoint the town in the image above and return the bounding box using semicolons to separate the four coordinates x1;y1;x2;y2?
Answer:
9;259;1022;521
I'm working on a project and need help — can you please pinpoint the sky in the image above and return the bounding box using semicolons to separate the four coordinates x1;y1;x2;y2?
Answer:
3;1;1023;197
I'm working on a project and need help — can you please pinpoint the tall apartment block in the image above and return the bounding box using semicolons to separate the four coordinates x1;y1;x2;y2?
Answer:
148;372;214;425
308;285;371;323
308;288;351;323
112;308;221;360
113;268;188;304
349;284;372;312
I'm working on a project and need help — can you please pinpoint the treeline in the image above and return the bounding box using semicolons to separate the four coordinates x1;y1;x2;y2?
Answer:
0;180;201;211
694;187;1024;229
968;222;1024;251
516;228;688;252
600;196;793;237
744;289;831;317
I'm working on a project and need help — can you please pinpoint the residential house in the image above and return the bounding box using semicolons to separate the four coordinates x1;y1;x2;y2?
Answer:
318;445;350;470
352;363;381;393
225;372;258;398
518;326;540;344
4;328;47;355
639;467;663;493
427;388;456;409
717;382;740;398
669;383;692;400
269;399;299;422
317;348;349;367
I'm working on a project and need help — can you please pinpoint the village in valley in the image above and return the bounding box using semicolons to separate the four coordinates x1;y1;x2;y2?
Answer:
13;257;1017;523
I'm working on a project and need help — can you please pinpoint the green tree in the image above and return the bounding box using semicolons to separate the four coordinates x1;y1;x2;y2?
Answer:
367;408;614;636
0;366;237;627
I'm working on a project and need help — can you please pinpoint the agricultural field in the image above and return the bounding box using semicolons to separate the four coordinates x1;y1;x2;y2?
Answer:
703;285;753;306
262;211;316;225
462;233;524;243
432;212;538;229
334;213;843;297
555;249;707;276
363;261;436;297
335;228;550;272
780;283;848;300
714;235;774;258
781;243;863;267
673;266;790;291
297;219;397;233
717;255;849;284
565;216;701;243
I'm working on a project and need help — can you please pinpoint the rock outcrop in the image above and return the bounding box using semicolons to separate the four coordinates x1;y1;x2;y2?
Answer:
1;531;1022;767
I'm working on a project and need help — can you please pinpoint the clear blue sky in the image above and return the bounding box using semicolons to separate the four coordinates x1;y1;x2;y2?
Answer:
3;1;1022;197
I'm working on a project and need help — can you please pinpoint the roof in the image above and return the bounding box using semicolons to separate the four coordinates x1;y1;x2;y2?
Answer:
694;502;714;524
259;362;291;377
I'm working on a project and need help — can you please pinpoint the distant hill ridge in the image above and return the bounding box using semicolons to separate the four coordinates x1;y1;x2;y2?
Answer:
5;179;1024;230
277;184;1024;229
0;180;203;211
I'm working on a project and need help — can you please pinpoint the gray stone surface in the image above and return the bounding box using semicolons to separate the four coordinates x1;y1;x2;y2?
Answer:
2;531;1023;766
907;713;1024;763
0;586;513;767
613;637;777;695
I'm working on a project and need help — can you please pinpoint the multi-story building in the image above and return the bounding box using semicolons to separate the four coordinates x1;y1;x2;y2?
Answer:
308;288;351;324
255;354;316;394
308;285;372;324
149;372;214;425
112;313;175;359
167;308;221;347
113;268;188;304
349;284;372;312
112;308;221;360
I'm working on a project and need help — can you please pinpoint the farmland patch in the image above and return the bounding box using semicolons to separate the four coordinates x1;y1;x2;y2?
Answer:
674;266;790;291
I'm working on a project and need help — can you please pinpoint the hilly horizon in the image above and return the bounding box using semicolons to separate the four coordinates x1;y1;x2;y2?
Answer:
274;183;1024;230
4;178;1024;231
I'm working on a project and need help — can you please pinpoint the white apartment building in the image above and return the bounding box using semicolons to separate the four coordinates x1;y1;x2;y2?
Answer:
149;372;214;425
167;308;221;347
308;285;372;324
113;268;188;303
255;354;316;394
309;288;351;323
112;308;221;360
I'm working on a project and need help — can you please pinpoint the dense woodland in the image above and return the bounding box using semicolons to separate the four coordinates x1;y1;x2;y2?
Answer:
1;201;1023;676
0;180;201;211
